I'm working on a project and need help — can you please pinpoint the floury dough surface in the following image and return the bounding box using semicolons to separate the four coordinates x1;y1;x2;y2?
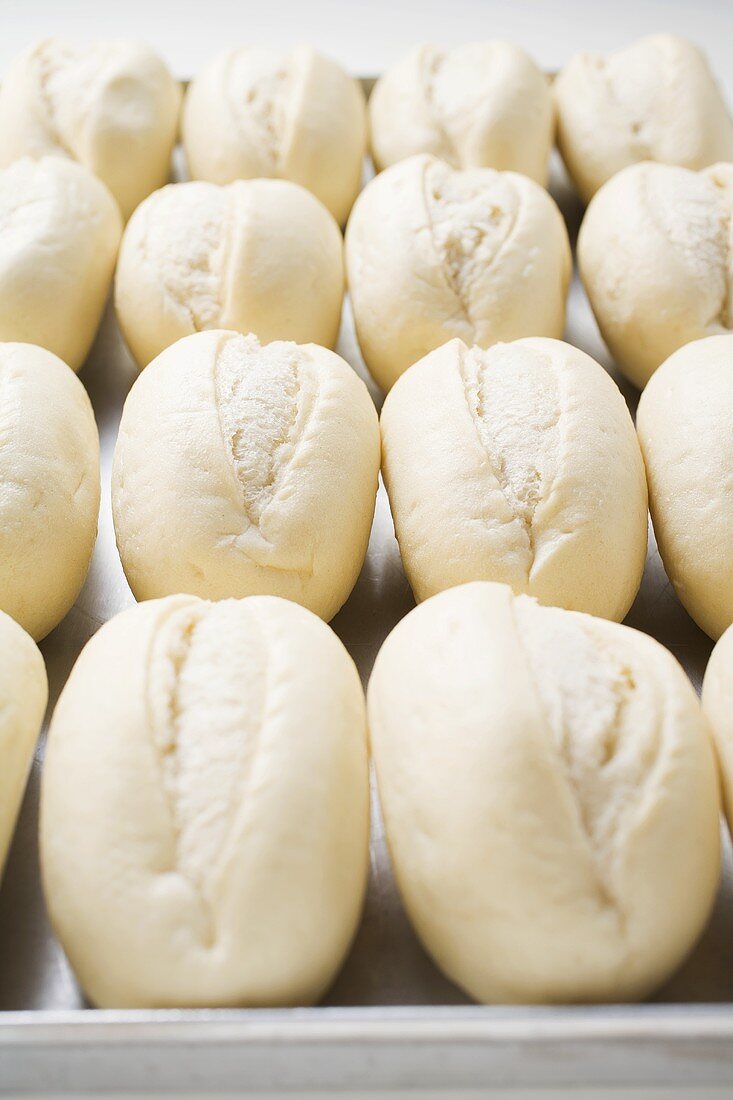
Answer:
345;154;571;391
369;41;554;185
115;178;344;368
703;624;733;834
182;45;366;225
0;343;100;641
40;594;369;1008
578;160;733;390
368;582;721;1005
0;611;47;877
112;330;380;620
637;335;733;641
555;34;733;204
380;337;648;620
0;38;181;220
0;157;121;371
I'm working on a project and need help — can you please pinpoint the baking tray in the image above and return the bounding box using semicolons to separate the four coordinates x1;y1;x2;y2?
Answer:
1;80;733;1094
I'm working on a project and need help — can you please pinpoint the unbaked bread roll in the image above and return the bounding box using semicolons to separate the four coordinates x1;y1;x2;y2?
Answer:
369;581;721;1004
182;45;366;226
0;611;47;876
41;594;368;1007
369;42;554;185
0;38;181;220
345;154;571;391
555;35;733;204
0;343;100;640
112;330;379;619
115;178;344;369
703;625;733;834
381;337;647;620
0;156;121;371
578;161;733;390
637;335;733;640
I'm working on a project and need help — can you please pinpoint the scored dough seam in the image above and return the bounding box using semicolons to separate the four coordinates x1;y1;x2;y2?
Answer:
144;602;272;946
210;334;318;576
421;164;525;335
419;49;458;167
223;53;291;173
457;343;561;579
33;43;77;159
138;194;225;335
509;602;629;928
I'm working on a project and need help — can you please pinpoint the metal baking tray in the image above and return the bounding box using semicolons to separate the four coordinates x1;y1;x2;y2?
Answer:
1;79;733;1094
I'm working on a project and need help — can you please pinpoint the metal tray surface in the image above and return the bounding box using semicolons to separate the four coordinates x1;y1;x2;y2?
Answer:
1;114;733;1093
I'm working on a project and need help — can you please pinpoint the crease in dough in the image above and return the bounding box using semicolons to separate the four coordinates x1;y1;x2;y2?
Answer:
513;598;663;925
146;600;269;939
223;51;295;173
138;184;227;334
705;165;733;329
419;48;458;166
458;341;561;579
213;333;316;539
422;160;520;330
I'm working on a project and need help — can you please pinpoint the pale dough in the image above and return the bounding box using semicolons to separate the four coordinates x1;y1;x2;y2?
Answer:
41;594;369;1007
368;581;721;1004
182;45;366;226
115;178;344;369
112;330;380;620
0;343;100;640
637;334;733;640
703;624;733;836
380;337;648;621
369;41;554;185
0;38;182;220
345;154;571;391
0;156;122;372
555;35;733;204
0;611;47;876
578;160;733;390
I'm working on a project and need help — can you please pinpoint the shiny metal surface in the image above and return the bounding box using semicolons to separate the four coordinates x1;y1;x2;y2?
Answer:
0;119;732;1092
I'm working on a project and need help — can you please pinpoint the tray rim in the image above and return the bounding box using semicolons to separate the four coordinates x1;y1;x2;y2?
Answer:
4;1001;733;1041
4;1004;733;1092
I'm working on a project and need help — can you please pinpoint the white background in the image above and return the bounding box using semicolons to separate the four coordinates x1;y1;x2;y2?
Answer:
0;0;731;95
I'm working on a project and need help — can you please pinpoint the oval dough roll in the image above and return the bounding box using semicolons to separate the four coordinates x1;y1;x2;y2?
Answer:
41;594;369;1007
555;35;733;204
369;582;721;1004
345;154;571;391
703;624;733;833
0;611;47;876
112;330;380;620
578;160;733;389
370;41;554;185
182;45;366;226
637;334;733;640
0;342;100;640
0;157;121;371
0;38;182;220
380;337;647;621
115;178;344;369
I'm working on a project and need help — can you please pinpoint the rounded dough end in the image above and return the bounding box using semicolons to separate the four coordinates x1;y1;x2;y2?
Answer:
345;154;571;391
0;342;100;640
380;337;647;620
368;581;721;1004
637;334;733;640
0;611;47;875
112;330;380;620
115;178;344;369
41;594;369;1007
